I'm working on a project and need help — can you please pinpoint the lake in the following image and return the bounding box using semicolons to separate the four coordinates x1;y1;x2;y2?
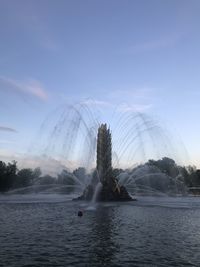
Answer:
0;194;200;266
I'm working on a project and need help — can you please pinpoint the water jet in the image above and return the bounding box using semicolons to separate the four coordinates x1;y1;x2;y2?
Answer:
30;103;188;197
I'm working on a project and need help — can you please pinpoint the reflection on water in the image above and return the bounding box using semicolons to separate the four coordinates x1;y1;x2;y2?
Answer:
88;206;119;266
0;195;200;266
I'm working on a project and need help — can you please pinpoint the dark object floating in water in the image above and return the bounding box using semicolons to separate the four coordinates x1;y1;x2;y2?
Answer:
78;210;83;217
75;124;135;202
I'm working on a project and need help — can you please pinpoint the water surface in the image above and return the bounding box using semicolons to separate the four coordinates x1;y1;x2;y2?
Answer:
0;194;200;266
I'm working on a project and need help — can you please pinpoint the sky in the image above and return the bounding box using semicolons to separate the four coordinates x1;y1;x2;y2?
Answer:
0;0;200;171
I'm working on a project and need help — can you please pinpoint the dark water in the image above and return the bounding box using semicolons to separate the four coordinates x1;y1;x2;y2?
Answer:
1;194;200;267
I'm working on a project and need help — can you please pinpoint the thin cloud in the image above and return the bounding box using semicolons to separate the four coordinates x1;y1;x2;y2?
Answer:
83;97;153;113
108;88;153;100
5;1;60;52
118;103;153;113
0;126;17;133
66;88;154;115
126;34;182;54
83;99;114;108
0;76;48;101
0;140;16;144
39;38;61;52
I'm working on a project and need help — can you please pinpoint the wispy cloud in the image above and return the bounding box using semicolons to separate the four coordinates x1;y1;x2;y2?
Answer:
82;95;153;113
108;88;153;100
0;139;16;144
39;38;61;52
0;126;17;133
125;34;182;54
107;88;154;111
0;76;48;101
117;103;153;113
5;1;60;52
83;98;152;112
57;87;155;115
82;99;114;108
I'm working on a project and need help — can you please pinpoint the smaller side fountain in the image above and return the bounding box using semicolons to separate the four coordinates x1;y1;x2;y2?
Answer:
75;124;134;201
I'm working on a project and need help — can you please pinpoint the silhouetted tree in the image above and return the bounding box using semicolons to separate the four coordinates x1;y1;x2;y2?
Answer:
32;167;42;184
0;160;17;191
57;169;76;193
15;168;33;188
39;175;56;185
147;157;179;178
186;165;200;187
73;167;86;180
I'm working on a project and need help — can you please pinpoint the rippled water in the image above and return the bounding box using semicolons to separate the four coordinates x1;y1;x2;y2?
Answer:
0;194;200;267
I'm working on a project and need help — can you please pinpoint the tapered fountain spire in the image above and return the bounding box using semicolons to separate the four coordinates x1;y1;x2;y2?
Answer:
75;123;133;201
96;124;112;184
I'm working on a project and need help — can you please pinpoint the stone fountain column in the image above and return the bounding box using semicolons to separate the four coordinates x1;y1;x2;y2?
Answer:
97;124;113;187
75;123;133;201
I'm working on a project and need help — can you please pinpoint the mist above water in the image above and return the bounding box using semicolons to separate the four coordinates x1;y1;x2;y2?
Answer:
31;102;187;169
26;101;188;196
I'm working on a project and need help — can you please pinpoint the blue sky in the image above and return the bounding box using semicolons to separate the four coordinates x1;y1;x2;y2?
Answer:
0;0;200;170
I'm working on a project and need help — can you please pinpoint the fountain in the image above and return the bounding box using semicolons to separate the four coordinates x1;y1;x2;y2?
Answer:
75;123;134;201
28;102;188;197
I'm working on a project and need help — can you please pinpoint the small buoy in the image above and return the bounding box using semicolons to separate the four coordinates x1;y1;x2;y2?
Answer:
78;210;83;217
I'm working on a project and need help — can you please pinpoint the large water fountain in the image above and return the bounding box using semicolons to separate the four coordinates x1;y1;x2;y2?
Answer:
76;123;133;201
27;102;188;197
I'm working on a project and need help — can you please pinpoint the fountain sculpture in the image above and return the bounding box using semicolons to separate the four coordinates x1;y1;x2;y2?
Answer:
76;124;133;201
29;103;188;197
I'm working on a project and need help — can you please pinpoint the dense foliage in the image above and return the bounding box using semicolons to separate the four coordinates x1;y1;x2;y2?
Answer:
146;157;200;187
0;158;200;192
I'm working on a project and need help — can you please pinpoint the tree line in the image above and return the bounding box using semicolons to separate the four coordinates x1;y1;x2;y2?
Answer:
146;157;200;188
0;158;200;192
0;160;88;192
